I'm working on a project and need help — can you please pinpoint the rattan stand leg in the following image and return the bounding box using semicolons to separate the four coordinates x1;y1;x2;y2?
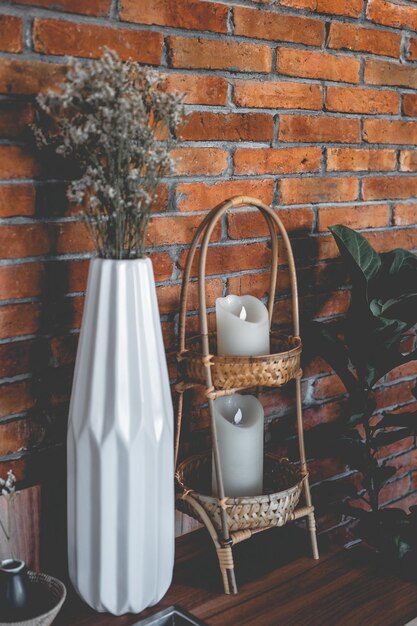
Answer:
179;494;237;594
295;375;319;560
216;544;235;595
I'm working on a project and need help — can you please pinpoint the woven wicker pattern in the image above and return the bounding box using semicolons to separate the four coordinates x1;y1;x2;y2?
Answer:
176;453;303;534
8;571;66;626
180;332;301;391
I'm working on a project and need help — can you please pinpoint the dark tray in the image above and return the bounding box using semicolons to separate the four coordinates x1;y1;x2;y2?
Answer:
132;605;208;626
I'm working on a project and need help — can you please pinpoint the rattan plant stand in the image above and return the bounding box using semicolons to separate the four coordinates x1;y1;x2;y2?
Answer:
174;196;319;595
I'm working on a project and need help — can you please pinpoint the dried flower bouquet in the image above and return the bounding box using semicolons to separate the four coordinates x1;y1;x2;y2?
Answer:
34;48;184;260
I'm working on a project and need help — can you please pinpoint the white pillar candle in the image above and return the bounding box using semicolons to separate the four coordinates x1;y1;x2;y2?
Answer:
212;394;264;498
216;295;269;356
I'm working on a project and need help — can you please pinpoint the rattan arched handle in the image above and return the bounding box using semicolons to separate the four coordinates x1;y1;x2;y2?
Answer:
196;197;300;341
178;197;279;354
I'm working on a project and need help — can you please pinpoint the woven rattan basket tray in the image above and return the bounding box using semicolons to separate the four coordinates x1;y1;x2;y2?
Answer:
176;453;303;533
181;332;301;391
4;570;66;626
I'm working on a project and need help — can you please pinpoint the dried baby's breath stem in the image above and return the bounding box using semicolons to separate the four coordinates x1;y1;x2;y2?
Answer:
34;48;184;260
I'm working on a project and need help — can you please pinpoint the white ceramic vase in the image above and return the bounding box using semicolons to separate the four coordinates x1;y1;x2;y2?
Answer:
67;257;174;615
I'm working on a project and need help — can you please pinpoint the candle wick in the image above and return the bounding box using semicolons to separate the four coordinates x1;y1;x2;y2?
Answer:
239;306;247;321
233;409;243;425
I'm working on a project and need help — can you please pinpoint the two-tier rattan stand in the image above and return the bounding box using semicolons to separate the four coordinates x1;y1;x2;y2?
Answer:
174;197;319;595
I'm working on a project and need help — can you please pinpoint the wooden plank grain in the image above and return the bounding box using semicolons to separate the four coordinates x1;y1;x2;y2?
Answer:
56;526;417;626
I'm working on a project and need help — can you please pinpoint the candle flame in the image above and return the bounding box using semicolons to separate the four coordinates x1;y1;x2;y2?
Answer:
239;306;247;321
233;408;243;425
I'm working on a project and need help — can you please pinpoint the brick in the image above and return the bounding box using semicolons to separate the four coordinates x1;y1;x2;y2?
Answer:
365;59;417;89
280;0;363;17
316;0;363;17
365;228;417;253
233;6;324;46
326;86;399;115
279;0;315;8
380;476;410;506
7;0;110;16
147;215;221;246
234;80;322;110
364;119;417;145
318;204;390;231
0;101;34;138
408;38;417;61
0;184;35;217
403;94;417;117
277;48;360;84
0;417;47;455
178;112;274;142
49;259;89;294
0;146;38;180
375;433;415;461
234;147;321;175
0;382;35;418
0;58;66;95
228;207;314;239
33;18;163;64
273;290;350;325
367;0;417;32
314;374;346;400
327;148;396;172
228;271;274;300
386;360;417;382
400;150;417;172
327;22;400;58
0;302;41;339
157;279;223;314
280;177;359;205
50;335;79;368
0;263;45;300
175;179;275;212
167;36;271;73
150;252;173;282
393;204;417;226
0;15;22;53
389;491;417;513
53;221;94;255
229;265;337;301
120;0;227;32
0;340;35;378
163;73;228;105
303;355;333;380
170;148;228;176
178;242;271;277
279;115;360;144
0;222;93;260
363;176;417;201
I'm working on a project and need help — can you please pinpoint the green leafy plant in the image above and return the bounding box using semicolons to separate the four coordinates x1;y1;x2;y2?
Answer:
308;225;417;563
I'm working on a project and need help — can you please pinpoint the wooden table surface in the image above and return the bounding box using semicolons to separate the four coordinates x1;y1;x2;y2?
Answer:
56;526;417;626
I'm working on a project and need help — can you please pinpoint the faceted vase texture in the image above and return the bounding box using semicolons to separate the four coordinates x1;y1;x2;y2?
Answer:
67;258;174;615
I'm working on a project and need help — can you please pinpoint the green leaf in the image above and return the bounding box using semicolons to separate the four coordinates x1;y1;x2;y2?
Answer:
329;225;381;283
368;465;397;493
337;435;373;472
372;429;411;449
370;248;417;302
377;293;417;325
343;503;370;520
380;410;417;430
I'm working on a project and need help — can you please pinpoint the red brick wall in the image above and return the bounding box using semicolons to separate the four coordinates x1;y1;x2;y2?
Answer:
0;0;416;542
